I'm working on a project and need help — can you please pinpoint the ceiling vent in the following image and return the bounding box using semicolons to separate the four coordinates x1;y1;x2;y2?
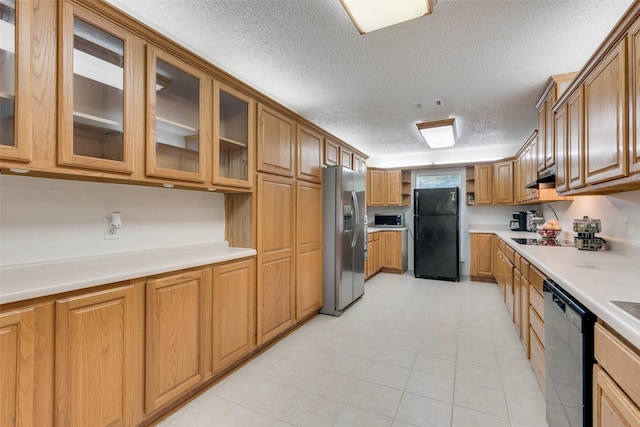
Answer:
416;99;444;109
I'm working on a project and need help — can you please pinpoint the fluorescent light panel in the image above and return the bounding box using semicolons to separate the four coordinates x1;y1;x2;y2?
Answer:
417;118;456;149
340;0;433;34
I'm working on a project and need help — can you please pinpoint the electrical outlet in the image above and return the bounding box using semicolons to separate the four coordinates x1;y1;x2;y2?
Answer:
104;217;119;240
624;218;630;236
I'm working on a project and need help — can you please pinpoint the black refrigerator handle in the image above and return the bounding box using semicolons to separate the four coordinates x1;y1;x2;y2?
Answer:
414;191;418;215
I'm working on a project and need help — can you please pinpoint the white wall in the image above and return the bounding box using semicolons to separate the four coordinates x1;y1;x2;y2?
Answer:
544;190;640;244
0;175;226;265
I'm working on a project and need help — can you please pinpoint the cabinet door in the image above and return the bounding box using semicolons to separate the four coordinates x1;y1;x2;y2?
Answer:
145;269;208;413
513;269;521;332
214;82;255;188
567;87;585;189
374;235;381;273
324;138;339;166
212;259;256;373
545;90;557;169
381;231;402;271
0;0;32;162
59;2;137;173
368;169;386;206
147;45;211;183
584;39;627;185
386;170;402;206
629;19;640;175
0;308;34;427
353;153;365;174
520;275;530;356
56;282;144;427
493;160;514;204
296;125;322;183
537;106;546;172
470;234;493;278
340;147;353;169
257;173;295;345
555;103;568;192
257;104;295;177
296;181;323;319
474;165;493;205
593;365;640;427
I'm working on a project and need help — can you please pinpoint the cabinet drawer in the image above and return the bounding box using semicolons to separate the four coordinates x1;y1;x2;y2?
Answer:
595;323;640;406
530;326;545;392
529;266;545;294
529;285;544;320
504;245;515;264
520;257;530;278
529;305;545;346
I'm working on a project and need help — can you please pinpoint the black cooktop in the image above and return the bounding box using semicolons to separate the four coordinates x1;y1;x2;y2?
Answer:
511;237;574;247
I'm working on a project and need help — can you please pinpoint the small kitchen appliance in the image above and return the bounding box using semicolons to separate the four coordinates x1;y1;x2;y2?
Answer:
510;211;527;231
374;213;404;228
573;216;606;251
526;210;543;232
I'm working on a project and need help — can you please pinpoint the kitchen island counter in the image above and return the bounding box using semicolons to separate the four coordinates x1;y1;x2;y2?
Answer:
469;229;640;350
0;241;256;304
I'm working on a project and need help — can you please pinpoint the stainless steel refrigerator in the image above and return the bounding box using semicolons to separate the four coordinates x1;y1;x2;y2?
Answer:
320;165;366;316
414;187;460;281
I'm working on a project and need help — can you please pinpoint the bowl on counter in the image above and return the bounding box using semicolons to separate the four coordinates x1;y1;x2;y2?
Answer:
538;229;561;239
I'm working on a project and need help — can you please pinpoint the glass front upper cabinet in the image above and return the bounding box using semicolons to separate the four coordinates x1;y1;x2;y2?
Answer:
0;0;32;162
146;46;211;183
58;2;134;173
214;83;255;188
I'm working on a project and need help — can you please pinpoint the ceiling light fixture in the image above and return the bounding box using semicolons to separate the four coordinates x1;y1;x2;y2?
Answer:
340;0;435;34
417;118;456;149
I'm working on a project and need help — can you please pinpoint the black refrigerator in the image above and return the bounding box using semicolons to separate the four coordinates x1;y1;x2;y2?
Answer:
414;187;459;281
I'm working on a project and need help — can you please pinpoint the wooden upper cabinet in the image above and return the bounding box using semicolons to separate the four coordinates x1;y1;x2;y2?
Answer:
475;164;494;205
214;82;255;188
59;2;138;173
324;137;339;166
584;38;627;185
340;146;353;169
353;153;366;174
0;0;32;162
145;269;209;413
493;160;514;205
537;106;546;172
56;282;144;427
629;18;640;175
567;86;585;190
555;103;568;192
0;307;34;427
146;45;211;183
296;125;322;183
386;169;402;206
544;91;557;169
257;103;295;177
368;169;385;206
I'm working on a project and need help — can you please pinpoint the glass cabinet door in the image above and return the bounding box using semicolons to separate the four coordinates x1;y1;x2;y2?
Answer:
214;83;255;188
0;0;32;162
58;2;134;173
146;45;211;183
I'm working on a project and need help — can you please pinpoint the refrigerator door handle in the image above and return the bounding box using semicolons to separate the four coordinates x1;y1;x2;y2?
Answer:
351;190;359;248
450;191;456;202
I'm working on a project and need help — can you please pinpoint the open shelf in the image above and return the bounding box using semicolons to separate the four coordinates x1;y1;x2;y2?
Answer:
156;116;198;136
220;136;247;148
465;166;476;206
73;111;122;130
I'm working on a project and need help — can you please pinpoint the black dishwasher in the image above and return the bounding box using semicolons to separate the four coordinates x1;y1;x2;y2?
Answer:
543;279;596;427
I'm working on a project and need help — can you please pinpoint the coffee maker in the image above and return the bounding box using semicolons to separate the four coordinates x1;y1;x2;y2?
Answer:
510;211;527;231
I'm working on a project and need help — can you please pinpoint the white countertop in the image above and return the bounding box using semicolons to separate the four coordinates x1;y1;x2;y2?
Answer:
368;227;408;233
0;242;256;304
469;229;640;349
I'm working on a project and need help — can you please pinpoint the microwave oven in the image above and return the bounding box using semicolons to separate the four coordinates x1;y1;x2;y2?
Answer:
374;214;404;228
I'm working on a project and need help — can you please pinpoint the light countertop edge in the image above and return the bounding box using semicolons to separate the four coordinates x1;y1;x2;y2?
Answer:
368;227;408;232
0;242;257;305
469;229;640;350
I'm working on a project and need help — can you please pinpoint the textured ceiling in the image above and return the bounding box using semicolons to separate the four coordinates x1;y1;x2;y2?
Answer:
108;0;634;164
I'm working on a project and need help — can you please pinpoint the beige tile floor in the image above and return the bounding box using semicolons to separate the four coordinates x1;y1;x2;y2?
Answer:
158;273;548;427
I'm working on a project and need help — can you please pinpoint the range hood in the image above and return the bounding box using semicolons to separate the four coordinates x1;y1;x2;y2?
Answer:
526;167;556;189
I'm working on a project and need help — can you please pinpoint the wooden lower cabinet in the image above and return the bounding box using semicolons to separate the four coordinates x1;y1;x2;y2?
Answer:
212;259;256;373
56;282;145;427
381;231;403;273
470;233;494;281
593;365;640;427
257;173;296;345
520;275;531;356
295;180;323;320
0;308;34;427
530;326;545;391
145;269;210;413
